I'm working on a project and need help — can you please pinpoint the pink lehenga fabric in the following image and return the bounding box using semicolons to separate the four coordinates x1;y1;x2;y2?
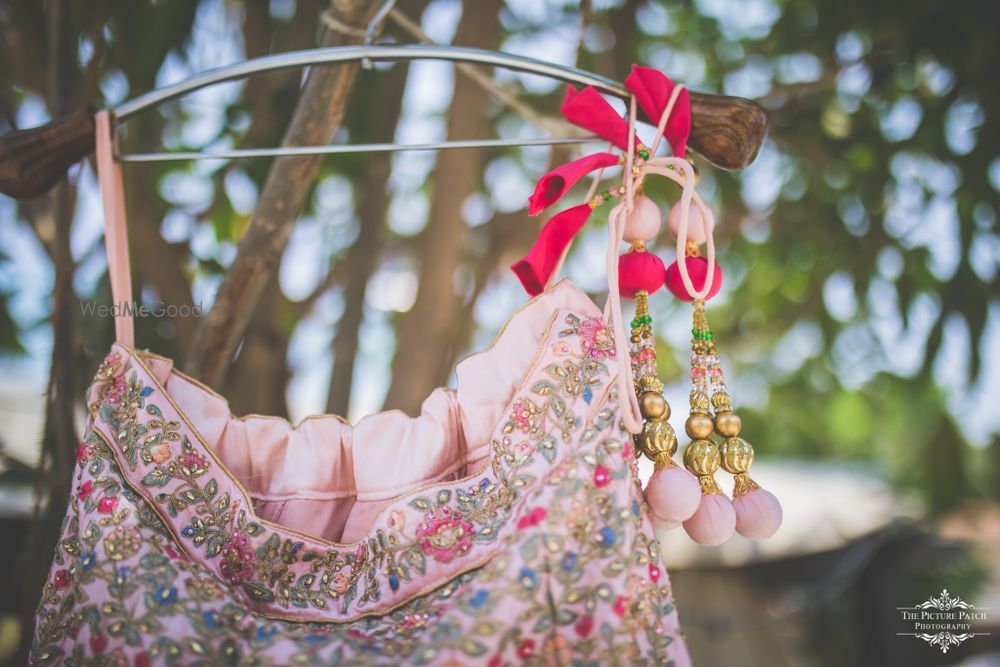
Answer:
32;110;690;665
32;279;691;666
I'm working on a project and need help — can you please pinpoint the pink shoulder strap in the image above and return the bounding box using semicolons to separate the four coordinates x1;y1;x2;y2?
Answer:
94;111;135;348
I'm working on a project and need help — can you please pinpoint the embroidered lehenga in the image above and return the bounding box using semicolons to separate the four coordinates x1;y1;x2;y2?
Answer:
31;111;691;666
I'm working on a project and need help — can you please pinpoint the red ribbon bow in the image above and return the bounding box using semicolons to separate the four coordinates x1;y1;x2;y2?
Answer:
512;67;691;296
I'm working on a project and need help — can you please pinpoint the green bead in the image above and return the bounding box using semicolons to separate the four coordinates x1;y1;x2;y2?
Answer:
638;149;650;159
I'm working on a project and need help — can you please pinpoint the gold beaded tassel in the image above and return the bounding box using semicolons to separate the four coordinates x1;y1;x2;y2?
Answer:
630;290;678;470
682;300;726;496
688;299;760;497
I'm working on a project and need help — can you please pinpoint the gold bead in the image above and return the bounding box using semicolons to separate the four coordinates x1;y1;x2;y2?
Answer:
711;392;732;412
689;391;710;413
714;411;741;438
639;392;669;421
685;413;714;440
720;437;754;474
637;419;677;461
683;439;721;476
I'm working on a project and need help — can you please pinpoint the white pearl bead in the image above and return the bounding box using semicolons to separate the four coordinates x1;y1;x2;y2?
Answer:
668;200;707;244
622;196;662;243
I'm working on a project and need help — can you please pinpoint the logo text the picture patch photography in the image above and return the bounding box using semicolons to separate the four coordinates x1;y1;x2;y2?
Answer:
897;589;991;654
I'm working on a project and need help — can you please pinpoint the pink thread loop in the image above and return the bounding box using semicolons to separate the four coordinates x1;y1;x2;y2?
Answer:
607;96;644;434
95;111;135;348
533;81;709;433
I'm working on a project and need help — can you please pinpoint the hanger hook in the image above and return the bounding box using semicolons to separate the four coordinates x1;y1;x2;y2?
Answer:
361;0;398;69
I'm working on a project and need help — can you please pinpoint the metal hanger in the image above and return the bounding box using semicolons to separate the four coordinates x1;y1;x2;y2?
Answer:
113;44;631;163
0;2;767;200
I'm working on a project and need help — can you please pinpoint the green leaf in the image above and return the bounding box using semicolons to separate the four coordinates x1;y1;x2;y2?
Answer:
205;533;226;558
241;581;275;603
142;467;172;488
459;640;489;656
405;548;427;575
409;496;432;511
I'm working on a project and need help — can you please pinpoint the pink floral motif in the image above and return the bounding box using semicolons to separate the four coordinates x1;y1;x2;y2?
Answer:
388;509;406;530
613;595;629;617
179;451;207;471
517;507;547;530
220;530;256;584
98;496;118;514
416;507;474;563
104;377;127;403
89;634;107;654
53;569;69;590
508;398;540;433
593;465;611;488
150;443;171;464
517;638;537;660
164;544;188;561
78;480;94;500
76;442;92;462
331;573;350;595
578;317;616;359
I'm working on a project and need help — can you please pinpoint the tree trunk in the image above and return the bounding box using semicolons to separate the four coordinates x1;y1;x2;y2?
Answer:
184;0;384;388
223;279;294;418
214;0;334;418
381;0;504;414
15;3;77;661
326;62;411;417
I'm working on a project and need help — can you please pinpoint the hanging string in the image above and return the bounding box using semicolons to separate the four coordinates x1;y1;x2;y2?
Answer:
606;96;645;434
531;83;714;434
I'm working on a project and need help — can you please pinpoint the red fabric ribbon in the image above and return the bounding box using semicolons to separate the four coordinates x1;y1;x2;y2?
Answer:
625;66;691;158
511;204;592;296
527;152;619;216
560;86;632;150
511;66;693;296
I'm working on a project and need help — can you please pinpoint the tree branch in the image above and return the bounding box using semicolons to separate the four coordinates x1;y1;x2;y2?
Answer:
184;0;385;388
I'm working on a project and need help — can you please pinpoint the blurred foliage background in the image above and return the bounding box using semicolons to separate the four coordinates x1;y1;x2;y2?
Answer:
0;0;998;664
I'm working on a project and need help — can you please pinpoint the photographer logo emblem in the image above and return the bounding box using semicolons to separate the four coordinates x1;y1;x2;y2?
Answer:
897;589;990;654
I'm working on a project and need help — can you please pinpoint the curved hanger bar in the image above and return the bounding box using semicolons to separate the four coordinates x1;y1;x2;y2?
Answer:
118;137;607;162
0;45;767;199
113;45;629;121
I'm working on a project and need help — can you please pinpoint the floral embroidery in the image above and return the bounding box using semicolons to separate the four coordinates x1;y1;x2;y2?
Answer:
508;397;542;433
561;313;616;359
220;529;255;584
103;524;141;561
31;305;686;666
593;464;612;487
516;507;546;530
416;507;474;563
